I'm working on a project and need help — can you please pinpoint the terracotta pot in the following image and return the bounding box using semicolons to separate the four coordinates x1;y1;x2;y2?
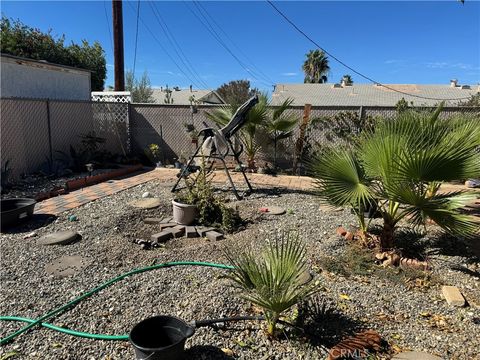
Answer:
172;199;198;225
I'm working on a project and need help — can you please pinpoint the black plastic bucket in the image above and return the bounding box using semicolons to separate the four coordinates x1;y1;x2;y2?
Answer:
129;315;195;360
0;198;36;230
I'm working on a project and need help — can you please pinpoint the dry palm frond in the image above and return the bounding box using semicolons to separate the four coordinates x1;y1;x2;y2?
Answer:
327;330;382;360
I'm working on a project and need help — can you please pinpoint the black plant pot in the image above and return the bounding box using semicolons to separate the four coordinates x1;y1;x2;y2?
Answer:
130;315;195;360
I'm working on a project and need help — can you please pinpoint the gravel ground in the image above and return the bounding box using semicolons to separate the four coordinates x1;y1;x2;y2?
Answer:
1;180;479;360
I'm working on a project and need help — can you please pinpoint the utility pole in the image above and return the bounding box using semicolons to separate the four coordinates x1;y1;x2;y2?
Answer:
112;0;125;91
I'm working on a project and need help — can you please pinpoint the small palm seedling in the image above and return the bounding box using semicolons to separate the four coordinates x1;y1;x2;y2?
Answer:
224;232;320;336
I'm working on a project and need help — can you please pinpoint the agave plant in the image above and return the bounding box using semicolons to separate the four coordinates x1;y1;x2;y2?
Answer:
205;94;268;169
310;103;480;250
224;232;319;336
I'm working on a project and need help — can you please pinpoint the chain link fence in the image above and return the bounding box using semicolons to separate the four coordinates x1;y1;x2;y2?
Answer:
129;103;479;169
2;98;478;179
1;98;129;179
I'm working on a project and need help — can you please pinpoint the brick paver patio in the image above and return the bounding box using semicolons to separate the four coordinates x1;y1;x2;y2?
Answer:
34;168;478;216
34;168;316;215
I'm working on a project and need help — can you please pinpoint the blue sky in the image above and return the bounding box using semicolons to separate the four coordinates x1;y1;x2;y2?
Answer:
2;1;479;92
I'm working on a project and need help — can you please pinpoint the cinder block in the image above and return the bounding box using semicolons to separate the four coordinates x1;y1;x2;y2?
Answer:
196;227;215;237
168;225;185;238
160;223;177;230
144;218;162;225
151;231;172;243
205;231;224;241
185;226;198;238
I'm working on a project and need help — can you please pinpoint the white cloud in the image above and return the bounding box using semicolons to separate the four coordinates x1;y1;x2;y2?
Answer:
384;59;404;64
281;72;298;76
425;62;479;70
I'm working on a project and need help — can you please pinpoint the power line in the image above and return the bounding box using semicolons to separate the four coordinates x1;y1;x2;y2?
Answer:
267;1;473;102
149;2;210;89
195;1;275;86
192;1;273;88
125;1;203;88
186;1;273;88
103;0;113;54
132;0;140;75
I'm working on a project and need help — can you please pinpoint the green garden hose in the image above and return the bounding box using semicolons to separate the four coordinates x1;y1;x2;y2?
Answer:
0;261;234;345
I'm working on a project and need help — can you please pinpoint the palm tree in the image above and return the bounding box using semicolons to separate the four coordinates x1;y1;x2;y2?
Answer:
302;50;330;84
310;104;480;250
264;98;298;169
341;74;353;85
205;94;268;169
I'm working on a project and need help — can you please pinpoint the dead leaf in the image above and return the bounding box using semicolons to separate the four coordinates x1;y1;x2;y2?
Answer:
221;348;234;356
339;294;351;301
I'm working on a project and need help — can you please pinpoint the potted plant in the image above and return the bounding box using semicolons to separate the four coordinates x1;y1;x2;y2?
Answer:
184;123;199;145
144;143;162;167
172;159;242;230
188;95;198;114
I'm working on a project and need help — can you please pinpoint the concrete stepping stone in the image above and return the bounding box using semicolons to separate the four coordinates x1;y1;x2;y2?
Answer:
259;206;286;215
143;218;162;224
392;351;443;360
442;286;466;307
129;198;162;209
45;255;90;277
37;231;79;246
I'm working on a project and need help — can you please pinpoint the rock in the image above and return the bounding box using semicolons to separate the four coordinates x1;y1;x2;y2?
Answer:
336;226;347;236
465;179;480;188
442;286;466;307
392;351;443;360
142;191;152;198
260;206;286;215
23;231;37;239
37;231;80;246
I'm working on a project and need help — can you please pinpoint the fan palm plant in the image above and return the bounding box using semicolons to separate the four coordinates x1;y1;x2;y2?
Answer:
264;98;298;169
205;94;268;169
310;104;480;250
225;232;320;336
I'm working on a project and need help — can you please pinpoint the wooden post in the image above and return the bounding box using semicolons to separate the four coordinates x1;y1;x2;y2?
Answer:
293;103;312;175
112;0;125;91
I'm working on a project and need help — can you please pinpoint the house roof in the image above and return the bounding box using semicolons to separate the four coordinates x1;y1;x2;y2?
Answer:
151;88;225;105
1;53;92;74
271;83;479;107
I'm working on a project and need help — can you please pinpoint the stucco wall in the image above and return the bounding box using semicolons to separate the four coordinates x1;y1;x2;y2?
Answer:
0;55;91;100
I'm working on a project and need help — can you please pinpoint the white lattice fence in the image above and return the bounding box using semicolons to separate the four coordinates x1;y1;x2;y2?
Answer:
91;92;131;153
